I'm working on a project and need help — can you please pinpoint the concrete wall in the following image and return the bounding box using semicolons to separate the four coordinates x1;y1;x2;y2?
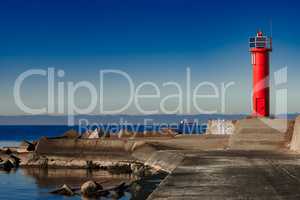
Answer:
234;118;289;134
35;137;185;172
290;116;300;151
131;143;184;173
35;137;136;156
228;117;290;151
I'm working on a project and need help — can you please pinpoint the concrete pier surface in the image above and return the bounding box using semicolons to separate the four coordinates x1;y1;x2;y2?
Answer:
146;118;300;199
147;150;300;200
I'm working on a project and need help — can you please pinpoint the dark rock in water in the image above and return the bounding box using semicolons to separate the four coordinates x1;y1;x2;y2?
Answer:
94;181;103;190
63;129;80;139
95;189;110;197
108;164;132;174
26;141;36;151
4;148;12;155
50;184;75;196
80;180;103;197
0;159;14;171
120;163;154;177
110;182;128;198
27;144;35;151
20;140;36;151
131;163;153;177
8;155;20;167
0;154;20;170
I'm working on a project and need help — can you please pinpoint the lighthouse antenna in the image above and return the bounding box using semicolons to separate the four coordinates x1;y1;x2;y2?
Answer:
270;19;273;38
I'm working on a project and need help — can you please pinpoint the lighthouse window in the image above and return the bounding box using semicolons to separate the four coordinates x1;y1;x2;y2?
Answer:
250;43;255;48
249;37;268;48
256;37;266;42
249;37;256;48
256;43;265;48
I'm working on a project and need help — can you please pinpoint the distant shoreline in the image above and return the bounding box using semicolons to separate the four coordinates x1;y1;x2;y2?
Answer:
0;113;297;125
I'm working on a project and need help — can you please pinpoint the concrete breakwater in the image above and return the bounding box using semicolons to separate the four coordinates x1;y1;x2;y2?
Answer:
5;117;297;170
22;136;188;172
3;116;300;199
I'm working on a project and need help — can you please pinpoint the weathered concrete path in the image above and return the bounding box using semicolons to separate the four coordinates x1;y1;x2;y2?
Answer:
148;150;300;200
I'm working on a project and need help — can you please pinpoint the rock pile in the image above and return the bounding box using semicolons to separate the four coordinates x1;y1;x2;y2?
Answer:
62;129;80;139
105;162;154;177
19;140;37;151
0;148;21;171
51;180;131;199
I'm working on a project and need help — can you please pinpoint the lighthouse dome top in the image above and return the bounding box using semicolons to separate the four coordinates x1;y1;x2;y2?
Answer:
257;31;263;37
249;31;272;50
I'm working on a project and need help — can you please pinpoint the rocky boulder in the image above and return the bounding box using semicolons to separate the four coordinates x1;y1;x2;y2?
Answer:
51;184;75;196
80;180;103;197
63;129;80;139
8;155;20;167
0;159;14;171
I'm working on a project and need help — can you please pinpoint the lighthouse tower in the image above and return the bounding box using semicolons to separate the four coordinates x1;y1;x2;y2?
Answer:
249;31;272;117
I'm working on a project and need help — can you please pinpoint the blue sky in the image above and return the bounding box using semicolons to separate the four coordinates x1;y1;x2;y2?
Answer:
0;0;299;115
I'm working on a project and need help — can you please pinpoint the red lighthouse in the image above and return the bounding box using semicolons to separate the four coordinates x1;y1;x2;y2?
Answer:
249;31;272;117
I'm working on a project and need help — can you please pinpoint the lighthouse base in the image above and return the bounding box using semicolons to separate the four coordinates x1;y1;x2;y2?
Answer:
229;118;290;151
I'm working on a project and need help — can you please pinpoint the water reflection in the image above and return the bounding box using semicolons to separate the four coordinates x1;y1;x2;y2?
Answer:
21;168;135;189
0;168;165;199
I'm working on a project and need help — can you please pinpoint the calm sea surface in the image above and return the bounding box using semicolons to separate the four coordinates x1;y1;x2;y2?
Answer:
0;167;165;200
0;125;168;199
0;124;206;143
